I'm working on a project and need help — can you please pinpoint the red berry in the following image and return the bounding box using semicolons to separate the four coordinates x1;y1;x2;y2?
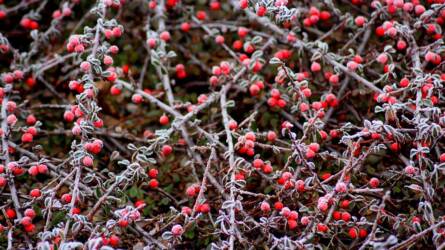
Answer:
397;40;407;50
349;228;358;238
253;159;264;169
262;164;273;174
260;201;271;213
64;111;75;122
198;203;210;213
162;145;173;156
148;168;158;178
232;40;243;50
132;94;143;104
21;133;33;143
21;216;32;227
26;115;37;125
295;180;305;192
257;6;267;16
306;149;316;159
245;132;256;141
390;142;400;152
159;114;169;125
369;177;380;188
328;74;339;85
377;53;388;64
112;27;122;37
358;228;368;238
109;235;120;247
340;200;350;209
196;10;207;20
24;209;36;219
28;165;39;176
355;16;366;26
238;27;249;38
288;211;299;220
181;206;192;215
160;31;171;41
440;153;445;163
333;211;342;220
27;127;37;136
37;164;48;174
30;188;41;198
287;219;297;229
228;120;238;130
341;212;351;221
267;131;277;142
93;119;103;128
317;223;328;232
274;201;284;211
210;1;221;10
72;207;81;214
61;193;72;203
239;0;248;9
320;11;331;20
0;176;6;187
6;208;16;219
249;84;260;96
308;143;320;152
148;179;159;188
118;219;129;228
24;224;35;233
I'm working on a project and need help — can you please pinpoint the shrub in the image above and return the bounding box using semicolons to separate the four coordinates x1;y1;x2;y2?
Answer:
0;0;445;249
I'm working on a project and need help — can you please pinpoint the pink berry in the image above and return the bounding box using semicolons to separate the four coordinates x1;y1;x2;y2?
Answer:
347;61;358;71
260;201;271;213
335;182;347;193
132;94;143;104
355;16;366;27
369;177;380;188
228;120;238;130
103;55;113;65
310;62;321;72
160;31;171;41
82;156;93;167
112;27;122;37
215;35;225;44
147;38;157;48
171;224;184;236
7;114;17;126
109;45;119;54
377;53;388;64
405;165;416;175
267;131;277;142
24;209;36;219
80;61;91;72
415;5;425;16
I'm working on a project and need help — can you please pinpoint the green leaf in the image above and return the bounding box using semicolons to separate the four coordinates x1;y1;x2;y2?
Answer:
160;197;170;205
128;185;141;198
184;224;195;239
